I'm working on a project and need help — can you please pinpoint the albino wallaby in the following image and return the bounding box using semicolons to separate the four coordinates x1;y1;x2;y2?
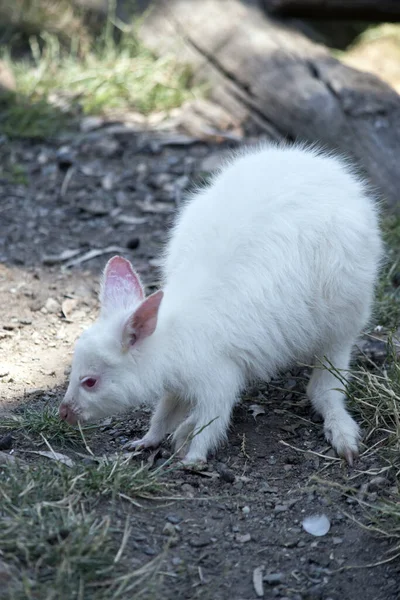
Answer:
59;144;382;465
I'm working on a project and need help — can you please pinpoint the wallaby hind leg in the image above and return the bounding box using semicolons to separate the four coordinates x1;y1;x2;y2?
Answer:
307;342;359;465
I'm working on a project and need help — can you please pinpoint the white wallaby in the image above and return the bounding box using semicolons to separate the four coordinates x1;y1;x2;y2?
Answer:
59;144;383;465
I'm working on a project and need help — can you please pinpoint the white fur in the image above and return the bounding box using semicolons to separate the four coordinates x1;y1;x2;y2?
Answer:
61;144;383;464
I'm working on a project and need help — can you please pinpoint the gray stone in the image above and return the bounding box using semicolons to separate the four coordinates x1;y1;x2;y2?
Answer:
264;572;285;585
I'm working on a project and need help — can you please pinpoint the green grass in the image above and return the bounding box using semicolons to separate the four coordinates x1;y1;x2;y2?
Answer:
321;352;400;558
0;455;167;599
10;31;194;114
375;216;400;328
0;396;169;598
352;212;400;550
0;95;71;139
0;14;198;139
0;160;28;184
346;342;400;458
0;404;91;446
69;454;166;502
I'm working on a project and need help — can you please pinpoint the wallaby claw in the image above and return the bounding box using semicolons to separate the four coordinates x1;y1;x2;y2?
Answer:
341;447;359;467
124;436;159;451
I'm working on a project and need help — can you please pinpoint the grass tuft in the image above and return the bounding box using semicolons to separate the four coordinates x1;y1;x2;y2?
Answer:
317;337;400;554
0;456;167;598
0;93;71;139
71;454;165;501
0;159;28;184
375;216;400;329
0;8;198;139
0;404;91;446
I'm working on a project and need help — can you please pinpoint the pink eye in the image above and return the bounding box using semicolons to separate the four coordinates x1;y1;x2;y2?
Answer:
81;377;97;389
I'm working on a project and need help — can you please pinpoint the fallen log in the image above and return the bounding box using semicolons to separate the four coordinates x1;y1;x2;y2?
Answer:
263;0;400;21
139;0;400;209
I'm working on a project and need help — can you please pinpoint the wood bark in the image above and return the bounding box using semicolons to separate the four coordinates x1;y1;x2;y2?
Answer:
263;0;400;21
138;0;400;209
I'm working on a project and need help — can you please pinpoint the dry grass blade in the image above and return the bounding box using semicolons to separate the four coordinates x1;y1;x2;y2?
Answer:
279;439;341;462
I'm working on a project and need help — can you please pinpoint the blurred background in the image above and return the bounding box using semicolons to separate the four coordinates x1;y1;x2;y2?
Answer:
0;0;399;140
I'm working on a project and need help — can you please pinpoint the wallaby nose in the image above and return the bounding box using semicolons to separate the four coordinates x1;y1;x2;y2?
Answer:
59;403;78;425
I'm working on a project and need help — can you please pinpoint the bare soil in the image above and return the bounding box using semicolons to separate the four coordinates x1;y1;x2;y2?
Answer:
1;128;399;600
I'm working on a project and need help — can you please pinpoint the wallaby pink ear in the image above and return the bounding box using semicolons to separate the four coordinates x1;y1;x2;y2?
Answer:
122;290;164;348
100;256;144;313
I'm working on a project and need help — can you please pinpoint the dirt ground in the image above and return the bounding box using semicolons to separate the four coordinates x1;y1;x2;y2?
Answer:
1;126;400;600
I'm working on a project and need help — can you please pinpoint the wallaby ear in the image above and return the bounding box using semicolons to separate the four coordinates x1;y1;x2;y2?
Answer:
122;290;164;348
100;256;144;314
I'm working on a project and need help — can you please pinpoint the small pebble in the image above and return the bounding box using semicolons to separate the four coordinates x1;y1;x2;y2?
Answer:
332;537;343;545
189;535;210;548
0;434;13;451
368;476;389;492
101;173;114;190
166;514;182;524
210;511;224;520
151;172;172;188
283;538;298;548
56;147;74;171
274;504;289;513
44;298;60;314
80;115;104;132
236;533;251;543
233;480;243;490
260;482;278;493
136;163;148;177
181;483;195;496
163;522;176;536
264;572;284;585
219;465;235;483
